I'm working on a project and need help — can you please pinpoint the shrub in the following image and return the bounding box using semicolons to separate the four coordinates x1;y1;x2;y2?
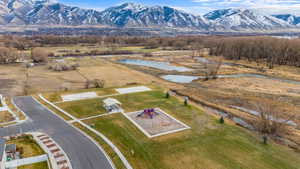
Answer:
31;48;49;63
48;62;79;71
219;116;225;124
85;79;105;89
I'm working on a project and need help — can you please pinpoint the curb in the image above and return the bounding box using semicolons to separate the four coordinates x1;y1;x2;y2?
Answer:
38;94;133;169
35;95;119;169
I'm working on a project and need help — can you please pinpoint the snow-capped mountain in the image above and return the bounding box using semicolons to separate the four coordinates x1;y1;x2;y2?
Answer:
273;14;300;26
0;1;210;29
0;0;102;25
98;3;210;30
204;8;293;31
0;1;298;32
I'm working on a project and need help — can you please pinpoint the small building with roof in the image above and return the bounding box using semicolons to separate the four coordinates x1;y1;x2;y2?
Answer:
103;98;123;113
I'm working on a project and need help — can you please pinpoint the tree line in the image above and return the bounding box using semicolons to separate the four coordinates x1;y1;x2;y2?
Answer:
1;35;300;68
208;36;300;68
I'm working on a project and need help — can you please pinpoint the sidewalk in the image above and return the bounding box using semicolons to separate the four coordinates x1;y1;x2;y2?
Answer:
32;132;73;169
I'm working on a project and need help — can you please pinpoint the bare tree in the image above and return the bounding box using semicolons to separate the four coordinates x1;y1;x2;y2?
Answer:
93;79;105;88
0;47;20;64
85;79;105;89
203;59;223;80
253;101;295;144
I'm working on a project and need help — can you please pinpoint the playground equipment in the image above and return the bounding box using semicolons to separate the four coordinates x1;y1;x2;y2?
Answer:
137;108;159;119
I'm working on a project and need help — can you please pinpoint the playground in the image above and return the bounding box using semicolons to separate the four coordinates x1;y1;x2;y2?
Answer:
45;86;300;169
124;108;190;138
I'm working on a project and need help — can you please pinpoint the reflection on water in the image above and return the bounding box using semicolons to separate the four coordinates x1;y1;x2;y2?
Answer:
161;75;199;83
119;59;193;72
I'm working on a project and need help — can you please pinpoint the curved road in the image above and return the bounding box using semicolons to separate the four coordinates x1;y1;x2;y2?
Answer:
0;96;114;169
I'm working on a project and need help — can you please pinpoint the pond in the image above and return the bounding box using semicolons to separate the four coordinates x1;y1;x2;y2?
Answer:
161;75;199;83
119;59;193;72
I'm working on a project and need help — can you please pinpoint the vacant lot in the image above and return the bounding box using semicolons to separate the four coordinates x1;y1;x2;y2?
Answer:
0;111;14;123
0;57;160;96
200;77;300;97
77;90;300;169
7;135;45;158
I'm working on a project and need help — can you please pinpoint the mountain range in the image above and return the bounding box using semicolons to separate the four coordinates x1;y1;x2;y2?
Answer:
0;0;299;32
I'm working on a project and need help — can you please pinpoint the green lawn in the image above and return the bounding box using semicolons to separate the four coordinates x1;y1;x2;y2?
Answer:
18;161;48;169
7;135;45;158
79;90;300;169
56;98;107;118
54;85;160;118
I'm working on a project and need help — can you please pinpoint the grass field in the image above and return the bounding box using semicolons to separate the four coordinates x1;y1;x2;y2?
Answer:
54;85;161;118
39;45;160;56
119;46;160;53
18;161;48;169
57;98;107;118
7;135;45;158
60;90;300;169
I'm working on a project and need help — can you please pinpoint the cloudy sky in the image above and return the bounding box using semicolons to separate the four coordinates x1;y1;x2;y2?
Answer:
58;0;300;15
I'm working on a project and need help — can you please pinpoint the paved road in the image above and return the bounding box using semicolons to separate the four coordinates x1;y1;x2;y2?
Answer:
0;96;114;169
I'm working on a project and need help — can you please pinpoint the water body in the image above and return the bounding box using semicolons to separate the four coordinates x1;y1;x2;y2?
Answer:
233;117;255;130
161;73;300;85
119;59;193;72
197;57;214;64
161;75;199;83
